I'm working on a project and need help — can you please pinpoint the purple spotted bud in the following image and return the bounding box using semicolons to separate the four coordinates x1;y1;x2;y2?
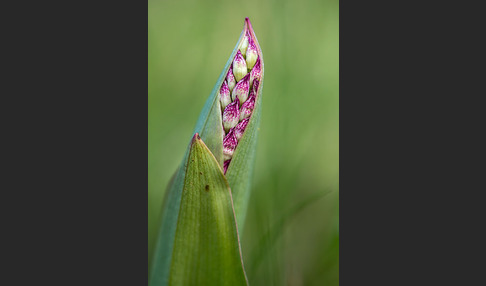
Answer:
223;160;231;174
223;129;238;160
232;50;247;82
234;117;249;141
250;57;262;87
239;91;255;121
226;65;236;92
252;78;260;94
239;32;249;56
219;81;231;111
232;73;250;103
246;36;258;69
222;97;240;132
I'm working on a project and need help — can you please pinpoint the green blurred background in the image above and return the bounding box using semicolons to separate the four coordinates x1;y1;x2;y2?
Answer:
148;0;338;285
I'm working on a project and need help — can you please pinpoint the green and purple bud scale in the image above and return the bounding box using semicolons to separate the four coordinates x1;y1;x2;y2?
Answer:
252;78;260;93
219;81;231;111
239;91;255;121
222;97;240;133
239;33;249;56
246;36;258;70
223;129;238;161
232;73;250;103
232;50;248;82
223;159;231;174
250;57;261;88
226;65;236;92
234;118;249;141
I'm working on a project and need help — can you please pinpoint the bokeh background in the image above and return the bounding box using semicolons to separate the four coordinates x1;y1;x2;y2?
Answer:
148;0;338;285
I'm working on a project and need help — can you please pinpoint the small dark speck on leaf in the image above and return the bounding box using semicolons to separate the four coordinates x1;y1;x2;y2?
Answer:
199;172;203;175
205;185;210;191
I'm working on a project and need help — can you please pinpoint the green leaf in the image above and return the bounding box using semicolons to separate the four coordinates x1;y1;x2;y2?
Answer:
149;134;248;286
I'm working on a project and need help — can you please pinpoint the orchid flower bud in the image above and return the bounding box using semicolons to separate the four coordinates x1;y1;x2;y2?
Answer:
252;78;260;94
246;36;258;69
222;97;240;133
232;73;250;103
249;56;262;87
219;81;231;111
223;129;238;161
239;91;255;121
223;159;231;174
234;118;250;141
232;50;247;82
239;32;249;56
226;65;236;92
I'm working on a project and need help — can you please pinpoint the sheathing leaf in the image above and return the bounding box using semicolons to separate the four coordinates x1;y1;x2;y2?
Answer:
169;135;247;286
149;135;248;286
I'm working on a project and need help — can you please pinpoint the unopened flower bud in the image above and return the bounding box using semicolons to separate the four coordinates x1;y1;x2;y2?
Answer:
252;78;260;94
222;97;240;132
226;65;236;92
232;73;250;103
239;91;255;120
223;159;231;174
234;117;249;141
239;33;249;56
232;50;247;82
250;57;262;87
246;37;258;69
223;129;238;160
219;81;231;111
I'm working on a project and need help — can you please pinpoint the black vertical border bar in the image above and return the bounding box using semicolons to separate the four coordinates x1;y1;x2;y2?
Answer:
29;0;149;284
340;1;486;285
3;0;149;284
340;0;414;285
67;0;149;284
96;1;149;285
